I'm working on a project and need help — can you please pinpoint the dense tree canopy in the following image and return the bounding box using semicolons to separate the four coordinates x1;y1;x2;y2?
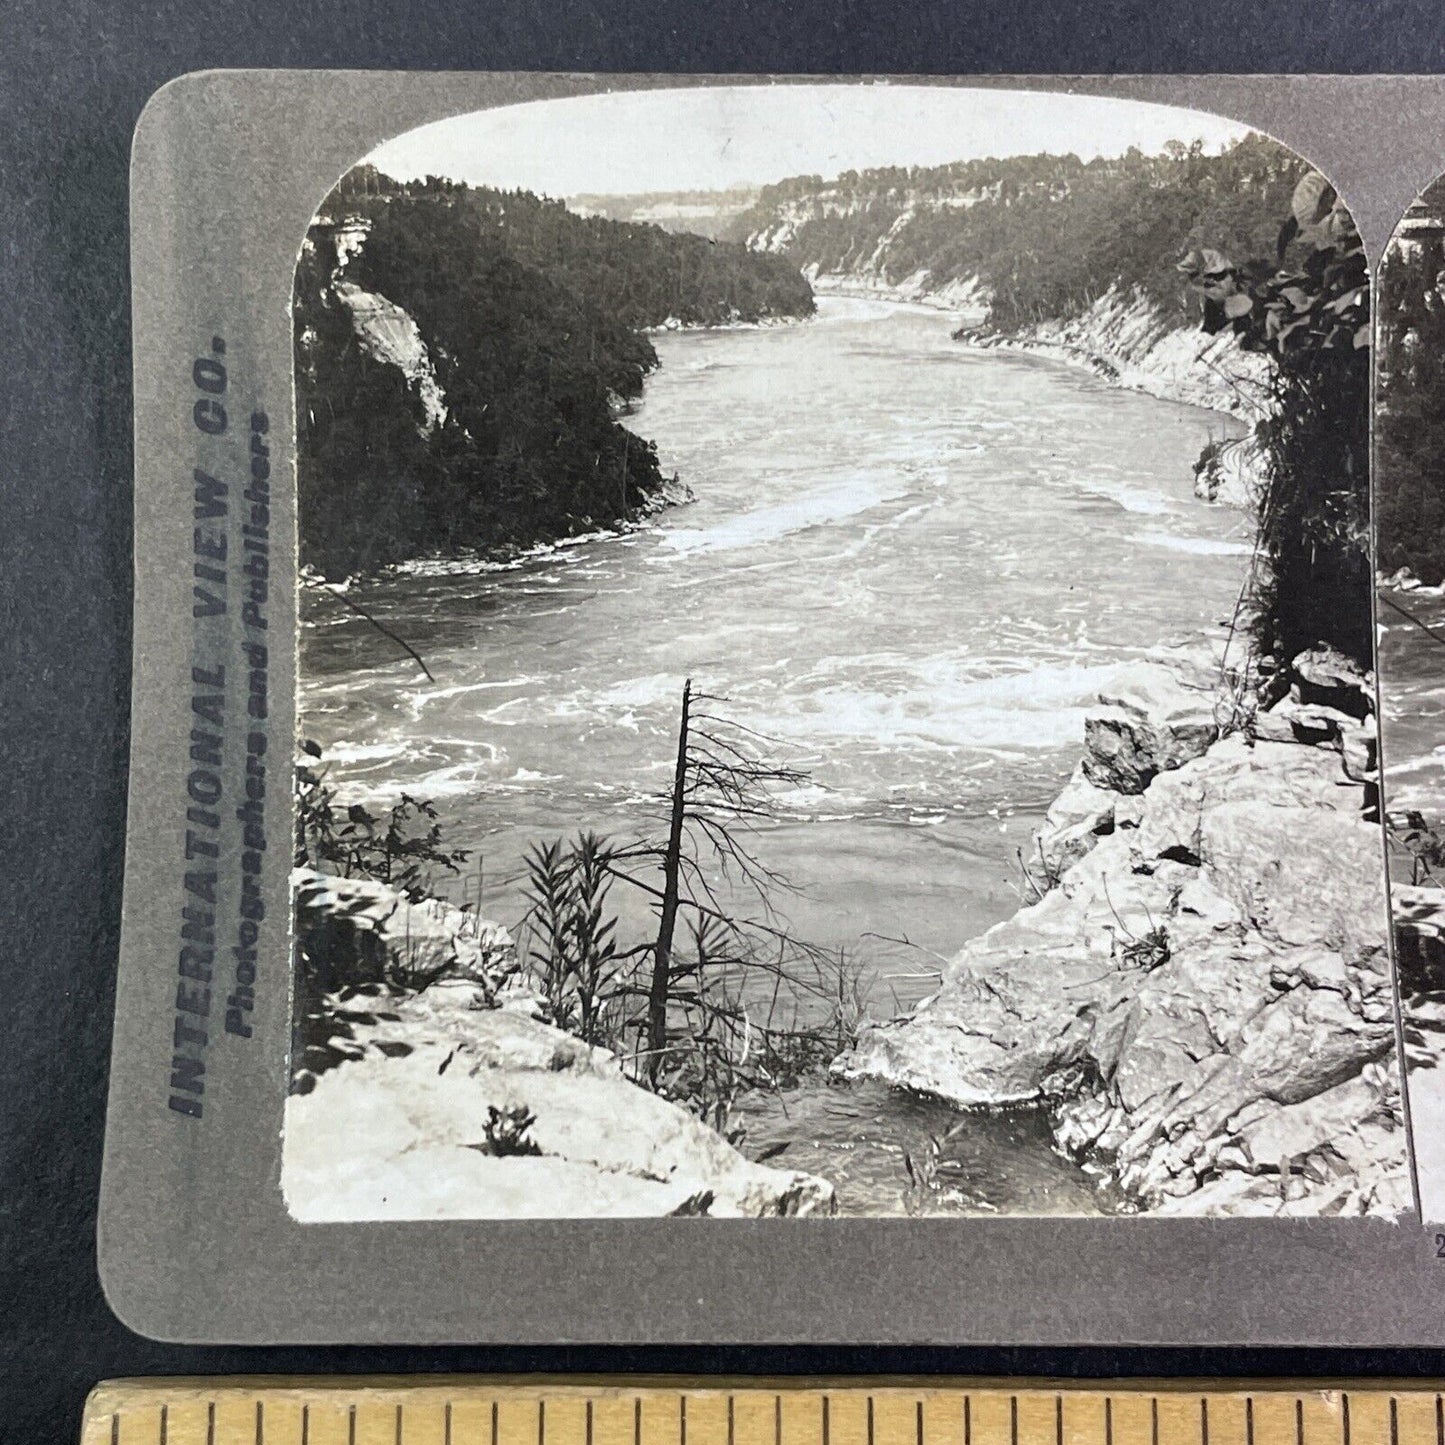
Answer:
733;136;1311;331
330;166;815;327
296;168;815;578
1378;188;1445;584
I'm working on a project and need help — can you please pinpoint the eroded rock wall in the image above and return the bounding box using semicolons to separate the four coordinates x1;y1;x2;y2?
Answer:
840;650;1409;1217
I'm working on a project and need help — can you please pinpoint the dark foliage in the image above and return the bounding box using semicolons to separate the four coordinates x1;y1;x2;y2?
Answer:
295;740;469;901
482;1104;542;1157
294;234;437;578
1179;172;1371;674
296;166;815;578
332;166;815;329
733;135;1308;331
1378;182;1445;584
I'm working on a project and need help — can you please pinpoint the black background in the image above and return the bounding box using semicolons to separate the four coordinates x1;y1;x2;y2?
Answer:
8;2;1445;1440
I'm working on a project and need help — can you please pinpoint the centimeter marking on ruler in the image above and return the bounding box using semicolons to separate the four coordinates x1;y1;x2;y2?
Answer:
82;1383;1445;1445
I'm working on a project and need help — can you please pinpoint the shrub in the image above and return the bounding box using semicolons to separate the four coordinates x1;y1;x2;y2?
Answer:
482;1104;542;1157
294;740;469;901
521;831;620;1045
1179;172;1371;678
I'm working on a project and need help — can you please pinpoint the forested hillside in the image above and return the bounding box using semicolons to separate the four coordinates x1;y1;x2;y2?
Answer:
295;166;814;578
328;167;813;328
1378;190;1445;584
731;136;1309;332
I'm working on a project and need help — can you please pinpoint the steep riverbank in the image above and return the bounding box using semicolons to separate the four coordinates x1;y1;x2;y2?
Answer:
811;271;1270;509
840;640;1410;1217
954;284;1270;423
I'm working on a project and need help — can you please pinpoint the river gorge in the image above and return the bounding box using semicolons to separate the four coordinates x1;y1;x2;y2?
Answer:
298;295;1255;1214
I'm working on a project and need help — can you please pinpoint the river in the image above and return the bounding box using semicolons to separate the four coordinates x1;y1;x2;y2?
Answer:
1379;583;1445;1207
1380;586;1445;826
300;295;1253;1214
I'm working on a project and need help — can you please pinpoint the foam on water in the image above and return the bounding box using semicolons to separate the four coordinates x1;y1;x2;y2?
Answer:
1132;529;1253;556
658;474;910;556
319;740;408;766
1077;477;1177;515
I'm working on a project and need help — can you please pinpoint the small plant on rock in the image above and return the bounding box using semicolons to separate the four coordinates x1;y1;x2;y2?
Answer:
1120;924;1171;972
482;1103;542;1157
295;741;469;901
1017;838;1066;902
1102;876;1172;972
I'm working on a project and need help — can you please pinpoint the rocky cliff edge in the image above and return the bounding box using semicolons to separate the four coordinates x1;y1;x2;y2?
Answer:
283;871;835;1220
840;642;1410;1217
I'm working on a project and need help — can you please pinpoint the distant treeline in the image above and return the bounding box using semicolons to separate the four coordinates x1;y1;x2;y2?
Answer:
732;136;1310;332
568;185;761;239
1378;192;1445;584
295;166;815;578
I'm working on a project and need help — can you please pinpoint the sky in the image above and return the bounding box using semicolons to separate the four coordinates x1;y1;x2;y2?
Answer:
367;84;1255;199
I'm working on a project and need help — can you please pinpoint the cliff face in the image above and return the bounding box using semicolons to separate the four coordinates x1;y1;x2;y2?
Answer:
960;286;1271;425
333;278;449;431
839;644;1410;1218
737;151;1286;433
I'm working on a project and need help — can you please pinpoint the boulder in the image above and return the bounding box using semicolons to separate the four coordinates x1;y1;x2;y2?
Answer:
1234;1073;1381;1166
1082;662;1220;794
283;1001;835;1220
1341;721;1377;781
1253;698;1377;778
1031;763;1120;881
1292;643;1372;721
1199;799;1384;958
294;868;515;995
841;721;1408;1218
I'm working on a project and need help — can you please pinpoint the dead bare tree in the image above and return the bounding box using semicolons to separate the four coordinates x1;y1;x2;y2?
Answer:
647;677;696;1080
602;678;844;1086
510;680;871;1124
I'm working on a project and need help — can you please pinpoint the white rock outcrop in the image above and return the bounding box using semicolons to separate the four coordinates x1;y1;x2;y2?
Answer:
287;870;834;1220
284;987;835;1220
293;868;515;995
334;279;449;430
1082;660;1222;795
840;654;1410;1218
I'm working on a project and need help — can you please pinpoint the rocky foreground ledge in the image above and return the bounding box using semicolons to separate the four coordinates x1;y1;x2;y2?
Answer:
284;871;834;1220
840;643;1411;1217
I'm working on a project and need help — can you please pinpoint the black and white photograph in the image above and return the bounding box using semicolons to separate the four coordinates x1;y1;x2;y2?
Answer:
282;82;1405;1221
1377;181;1445;1223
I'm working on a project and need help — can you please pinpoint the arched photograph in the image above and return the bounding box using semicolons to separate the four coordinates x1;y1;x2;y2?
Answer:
1376;180;1445;1223
282;83;1401;1221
